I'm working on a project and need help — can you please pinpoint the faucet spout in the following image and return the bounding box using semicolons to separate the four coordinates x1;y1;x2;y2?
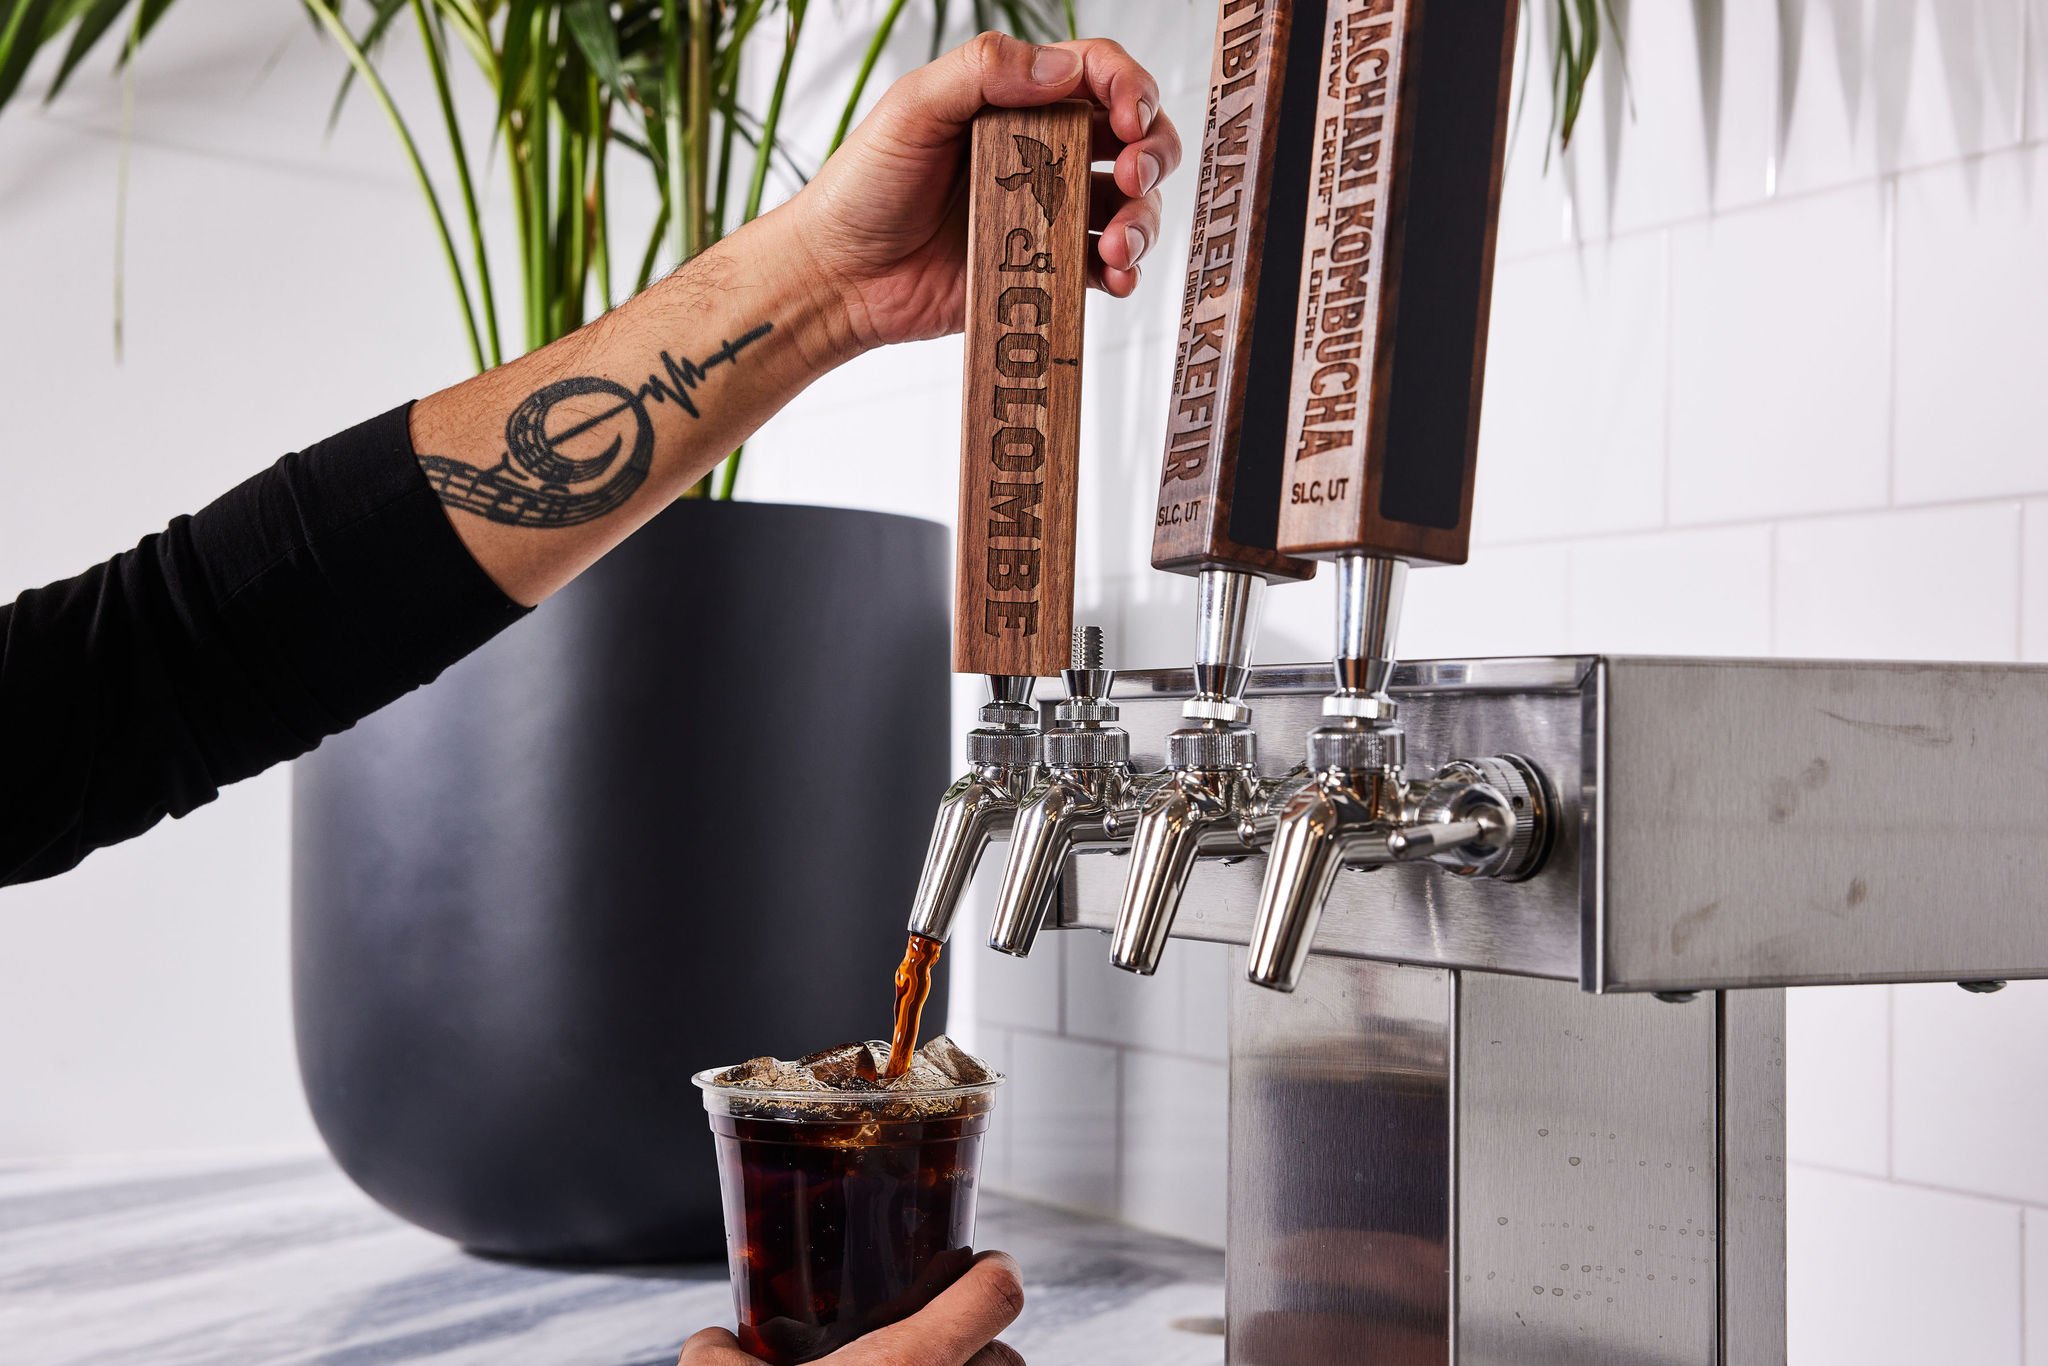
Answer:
907;766;1024;942
977;624;1143;957
1109;762;1267;975
1245;775;1384;992
988;769;1138;957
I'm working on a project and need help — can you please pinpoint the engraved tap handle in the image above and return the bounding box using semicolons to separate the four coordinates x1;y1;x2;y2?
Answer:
953;103;1093;687
1273;0;1521;570
1149;0;1322;586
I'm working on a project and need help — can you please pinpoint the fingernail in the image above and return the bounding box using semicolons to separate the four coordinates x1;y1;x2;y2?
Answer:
1031;46;1082;84
1136;98;1156;132
1137;151;1162;195
1124;225;1149;267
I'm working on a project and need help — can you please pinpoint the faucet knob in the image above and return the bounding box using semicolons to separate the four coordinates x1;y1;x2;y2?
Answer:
1165;725;1256;772
1305;722;1404;775
1044;728;1128;768
1424;754;1554;881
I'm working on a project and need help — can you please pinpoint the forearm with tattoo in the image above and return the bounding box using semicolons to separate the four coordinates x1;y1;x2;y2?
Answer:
408;210;852;606
418;325;774;529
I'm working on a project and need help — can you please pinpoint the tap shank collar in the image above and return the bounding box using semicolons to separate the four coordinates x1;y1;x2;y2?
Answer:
1307;722;1405;775
1167;724;1257;772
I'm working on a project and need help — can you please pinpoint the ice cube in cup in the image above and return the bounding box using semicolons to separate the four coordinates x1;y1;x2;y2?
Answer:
696;1037;1004;1364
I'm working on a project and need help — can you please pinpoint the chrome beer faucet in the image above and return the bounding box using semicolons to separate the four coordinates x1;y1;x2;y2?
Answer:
906;674;1044;943
1108;569;1299;975
1244;555;1554;991
985;627;1148;956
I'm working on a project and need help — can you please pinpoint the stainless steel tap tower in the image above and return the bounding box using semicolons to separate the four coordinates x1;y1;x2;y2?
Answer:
903;3;2048;1362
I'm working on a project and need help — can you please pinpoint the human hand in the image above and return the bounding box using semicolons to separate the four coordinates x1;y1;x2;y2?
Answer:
677;1249;1027;1365
787;32;1184;350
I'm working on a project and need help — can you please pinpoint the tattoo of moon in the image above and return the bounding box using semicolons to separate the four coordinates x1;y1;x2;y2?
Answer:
420;322;773;529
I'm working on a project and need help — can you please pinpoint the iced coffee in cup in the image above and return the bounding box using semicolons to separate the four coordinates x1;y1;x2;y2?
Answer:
694;1035;1003;1365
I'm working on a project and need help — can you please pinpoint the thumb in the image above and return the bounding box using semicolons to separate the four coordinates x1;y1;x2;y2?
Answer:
870;32;1084;145
839;1250;1026;1365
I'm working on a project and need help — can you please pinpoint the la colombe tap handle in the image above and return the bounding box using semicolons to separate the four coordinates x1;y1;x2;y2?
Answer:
906;104;1092;945
953;102;1091;689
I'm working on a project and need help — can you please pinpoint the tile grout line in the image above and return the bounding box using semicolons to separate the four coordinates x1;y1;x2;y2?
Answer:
1884;982;1897;1180
1476;490;2047;553
1789;1158;2048;1214
1111;1044;1126;1222
1493;140;2036;270
2019;503;2032;662
1767;522;1780;655
1884;172;1901;507
1660;224;1676;530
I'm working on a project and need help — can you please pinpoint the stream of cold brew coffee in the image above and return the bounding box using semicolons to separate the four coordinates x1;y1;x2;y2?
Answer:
884;934;944;1079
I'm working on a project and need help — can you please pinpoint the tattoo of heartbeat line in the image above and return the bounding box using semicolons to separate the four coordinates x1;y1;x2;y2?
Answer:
421;322;774;529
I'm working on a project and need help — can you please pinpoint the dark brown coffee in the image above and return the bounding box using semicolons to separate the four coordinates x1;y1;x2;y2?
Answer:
885;933;944;1080
708;1106;989;1364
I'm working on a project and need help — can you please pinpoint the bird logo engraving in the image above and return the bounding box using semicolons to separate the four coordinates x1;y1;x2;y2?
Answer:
995;134;1068;226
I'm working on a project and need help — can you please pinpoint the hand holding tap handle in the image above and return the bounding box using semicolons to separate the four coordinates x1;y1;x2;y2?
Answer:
1248;0;1555;992
908;103;1092;946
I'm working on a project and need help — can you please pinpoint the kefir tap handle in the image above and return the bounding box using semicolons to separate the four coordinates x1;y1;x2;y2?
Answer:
1150;0;1321;585
953;102;1092;684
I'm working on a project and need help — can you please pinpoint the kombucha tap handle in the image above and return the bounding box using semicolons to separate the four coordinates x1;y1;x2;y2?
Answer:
905;103;1092;945
1248;0;1525;992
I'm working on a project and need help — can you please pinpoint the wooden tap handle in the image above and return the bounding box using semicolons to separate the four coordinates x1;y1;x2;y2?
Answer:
954;103;1091;678
1275;0;1520;567
1150;0;1322;584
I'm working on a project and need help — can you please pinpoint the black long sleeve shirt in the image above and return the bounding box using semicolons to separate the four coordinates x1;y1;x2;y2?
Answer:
0;404;527;887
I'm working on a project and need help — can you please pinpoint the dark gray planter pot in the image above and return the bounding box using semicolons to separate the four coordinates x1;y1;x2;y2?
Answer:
292;501;949;1263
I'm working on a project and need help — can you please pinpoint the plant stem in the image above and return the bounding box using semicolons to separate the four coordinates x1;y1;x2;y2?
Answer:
659;0;686;273
592;90;612;312
679;0;716;499
635;201;670;294
743;0;803;223
714;0;808;501
560;90;585;332
415;0;500;368
829;0;908;155
686;0;710;255
527;4;552;350
301;0;484;371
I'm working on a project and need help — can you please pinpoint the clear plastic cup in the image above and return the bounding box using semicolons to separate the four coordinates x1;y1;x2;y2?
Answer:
694;1068;1003;1365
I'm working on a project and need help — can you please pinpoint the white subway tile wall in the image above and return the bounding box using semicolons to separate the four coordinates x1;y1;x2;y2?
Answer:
9;0;2048;1356
1787;1167;2024;1366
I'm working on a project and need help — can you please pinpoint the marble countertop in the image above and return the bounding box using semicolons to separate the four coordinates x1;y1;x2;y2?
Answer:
0;1154;1224;1365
